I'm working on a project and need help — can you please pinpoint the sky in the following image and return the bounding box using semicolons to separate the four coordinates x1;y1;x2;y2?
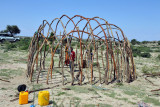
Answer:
0;0;160;41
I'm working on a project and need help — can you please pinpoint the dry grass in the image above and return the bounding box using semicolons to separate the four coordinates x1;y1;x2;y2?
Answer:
0;42;160;107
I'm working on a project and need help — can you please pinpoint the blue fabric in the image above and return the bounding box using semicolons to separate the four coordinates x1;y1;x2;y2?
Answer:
30;105;35;107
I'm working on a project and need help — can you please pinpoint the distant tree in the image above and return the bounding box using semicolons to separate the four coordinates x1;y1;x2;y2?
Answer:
151;41;156;43
6;25;20;36
131;39;139;45
142;41;149;44
136;41;140;44
0;30;8;33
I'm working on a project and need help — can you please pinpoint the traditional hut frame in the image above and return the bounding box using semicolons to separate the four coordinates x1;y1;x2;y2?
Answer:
27;15;136;85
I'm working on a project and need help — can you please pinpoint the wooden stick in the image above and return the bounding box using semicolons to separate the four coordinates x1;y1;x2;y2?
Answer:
36;38;39;70
61;40;64;85
43;41;47;70
96;43;101;83
46;67;50;84
117;48;120;80
58;54;61;67
71;60;74;85
79;27;83;85
105;51;109;85
30;39;45;82
37;47;42;83
151;89;160;92
145;77;158;86
126;54;130;83
0;78;10;82
101;46;105;70
90;53;93;84
76;45;78;67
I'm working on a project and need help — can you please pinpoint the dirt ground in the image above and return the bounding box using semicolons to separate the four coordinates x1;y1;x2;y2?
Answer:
0;45;160;107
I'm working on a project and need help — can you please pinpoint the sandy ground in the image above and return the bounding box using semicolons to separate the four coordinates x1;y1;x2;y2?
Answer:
0;46;160;107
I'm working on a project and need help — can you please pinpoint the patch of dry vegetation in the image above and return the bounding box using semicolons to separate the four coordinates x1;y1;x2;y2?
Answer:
0;40;160;107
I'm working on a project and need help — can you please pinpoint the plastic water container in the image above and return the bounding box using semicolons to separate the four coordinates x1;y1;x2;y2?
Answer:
19;91;28;105
38;91;50;106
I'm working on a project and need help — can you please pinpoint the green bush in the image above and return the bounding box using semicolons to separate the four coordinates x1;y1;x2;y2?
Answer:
138;46;152;52
19;45;29;50
133;53;137;57
157;54;160;60
142;41;149;44
154;49;160;52
131;45;151;52
3;41;17;51
158;41;160;45
131;45;152;58
140;52;151;58
132;48;141;57
7;43;16;49
131;45;141;57
17;37;31;50
2;37;32;51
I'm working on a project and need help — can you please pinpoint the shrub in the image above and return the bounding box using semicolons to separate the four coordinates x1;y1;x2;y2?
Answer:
140;52;151;58
154;50;160;52
157;54;160;60
16;37;31;50
7;43;17;49
132;48;141;56
4;41;17;51
133;53;137;57
131;45;152;58
131;45;141;57
137;46;152;53
142;41;149;44
19;45;29;50
2;37;32;51
158;41;160;45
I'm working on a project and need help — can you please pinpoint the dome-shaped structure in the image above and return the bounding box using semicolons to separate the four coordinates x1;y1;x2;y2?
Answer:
27;15;136;85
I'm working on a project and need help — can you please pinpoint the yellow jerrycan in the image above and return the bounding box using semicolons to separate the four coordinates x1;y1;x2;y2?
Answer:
38;91;50;106
19;91;28;105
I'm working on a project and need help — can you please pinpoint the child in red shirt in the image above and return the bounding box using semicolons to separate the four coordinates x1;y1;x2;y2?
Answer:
69;47;75;72
70;47;75;61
